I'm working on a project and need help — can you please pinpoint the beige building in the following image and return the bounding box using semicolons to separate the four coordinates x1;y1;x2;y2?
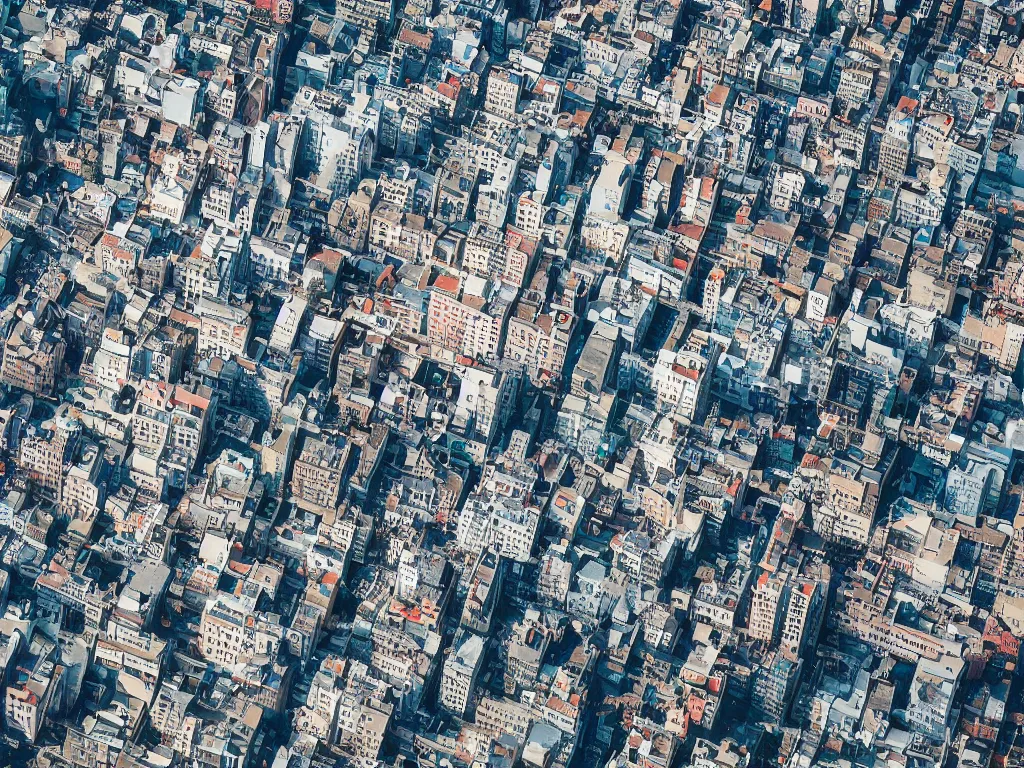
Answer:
131;380;215;476
515;191;545;241
20;407;81;500
368;205;437;262
199;593;282;668
981;317;1024;374
475;695;533;742
61;438;108;530
291;436;350;512
1;318;66;397
426;273;515;362
484;67;521;120
462;225;534;288
780;577;822;659
196;296;251;360
504;305;574;386
0;131;27;175
199;593;254;667
835;65;874;105
6;680;48;744
748;571;785;644
812;461;876;546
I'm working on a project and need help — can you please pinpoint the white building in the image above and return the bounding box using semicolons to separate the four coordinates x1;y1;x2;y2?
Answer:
703;267;725;325
651;348;709;421
944;461;996;526
456;496;541;562
161;76;201;126
906;654;964;743
269;295;308;354
440;630;486;716
301;108;375;199
587;151;632;220
199;593;256;667
877;302;937;357
92;329;132;393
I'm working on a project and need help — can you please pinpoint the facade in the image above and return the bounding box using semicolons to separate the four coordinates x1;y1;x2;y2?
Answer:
440;630;486;716
1;319;66;397
291;436;349;512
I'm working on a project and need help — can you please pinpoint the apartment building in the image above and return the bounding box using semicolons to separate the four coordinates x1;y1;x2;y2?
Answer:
95;224;150;280
61;438;107;524
269;295;308;354
906;654;964;743
199;593;283;668
440;630;486;716
291;435;350;512
835;64;875;105
475;695;533;742
779;576;824;660
515;191;545;241
131;380;215;476
750;650;801;724
1;316;66;397
748;571;785;644
504;304;574;386
457;496;541;563
196;297;252;360
484;67;521;120
427;273;516;362
812;460;877;547
368;204;437;262
462;225;535;288
200;593;253;667
298;315;344;377
20;406;81;499
651;348;712;422
94;619;166;697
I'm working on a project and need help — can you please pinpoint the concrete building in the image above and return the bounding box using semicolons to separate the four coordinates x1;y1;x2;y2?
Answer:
440;630;486;716
1;316;66;397
907;654;964;743
427;273;516;363
291;436;349;512
484;67;521;120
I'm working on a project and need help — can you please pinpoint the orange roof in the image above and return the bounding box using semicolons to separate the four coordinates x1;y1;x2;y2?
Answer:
700;177;716;201
437;81;459;101
375;264;394;289
169;308;200;327
672;223;705;240
672;365;700;380
571;110;592;128
433;274;460;293
173;385;211;411
707;84;729;107
310;249;344;271
398;28;432;49
895;95;919;114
